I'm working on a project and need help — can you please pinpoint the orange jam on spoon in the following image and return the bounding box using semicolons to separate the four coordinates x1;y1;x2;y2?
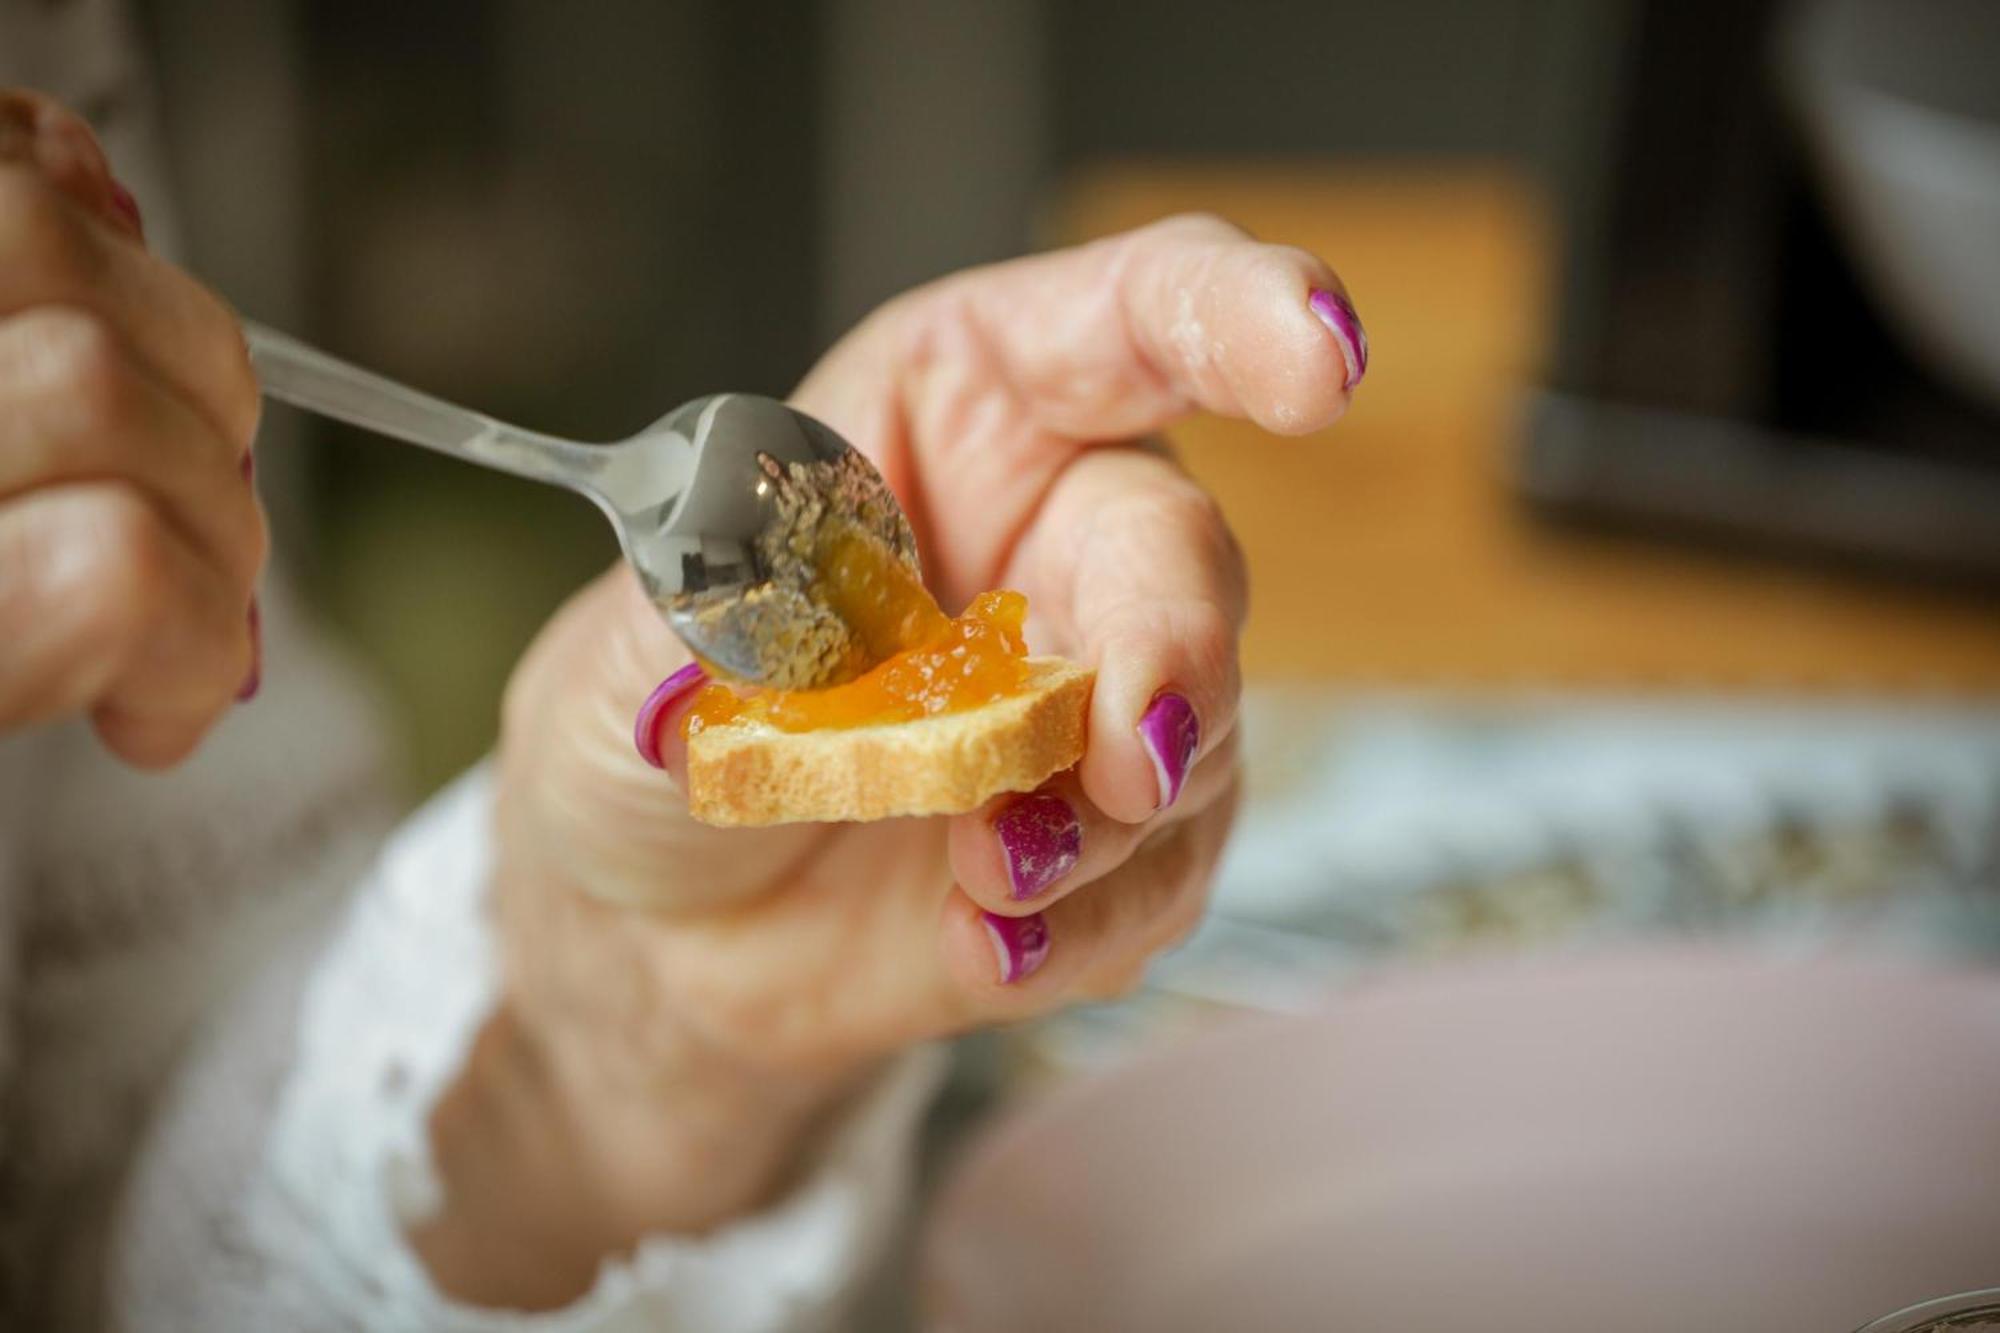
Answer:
685;530;1033;735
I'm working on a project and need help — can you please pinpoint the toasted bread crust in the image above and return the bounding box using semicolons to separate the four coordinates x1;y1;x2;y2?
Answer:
686;659;1093;826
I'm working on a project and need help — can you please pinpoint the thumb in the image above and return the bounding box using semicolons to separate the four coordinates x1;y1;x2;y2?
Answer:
498;565;824;911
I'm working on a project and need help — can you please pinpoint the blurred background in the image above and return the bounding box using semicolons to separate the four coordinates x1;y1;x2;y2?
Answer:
134;0;2000;794
143;0;2000;1088
116;0;2000;1325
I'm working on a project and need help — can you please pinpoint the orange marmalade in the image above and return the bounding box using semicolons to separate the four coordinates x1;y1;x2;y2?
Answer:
684;530;1033;735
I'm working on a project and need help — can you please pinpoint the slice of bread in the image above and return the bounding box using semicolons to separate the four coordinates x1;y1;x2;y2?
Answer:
687;658;1094;826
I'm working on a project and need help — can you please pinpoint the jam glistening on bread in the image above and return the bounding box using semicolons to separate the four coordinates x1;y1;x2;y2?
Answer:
682;529;1092;827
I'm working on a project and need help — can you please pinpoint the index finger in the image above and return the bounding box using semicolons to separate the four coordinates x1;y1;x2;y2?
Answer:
969;212;1365;439
0;108;258;453
799;211;1365;452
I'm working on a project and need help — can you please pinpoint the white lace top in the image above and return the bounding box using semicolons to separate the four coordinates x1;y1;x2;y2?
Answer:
1;4;940;1328
3;621;939;1333
105;766;944;1333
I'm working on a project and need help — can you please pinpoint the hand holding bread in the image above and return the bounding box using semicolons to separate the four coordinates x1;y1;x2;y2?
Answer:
499;206;1365;1058
419;215;1365;1304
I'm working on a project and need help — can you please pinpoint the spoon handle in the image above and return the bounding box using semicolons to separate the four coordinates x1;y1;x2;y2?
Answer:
243;320;612;493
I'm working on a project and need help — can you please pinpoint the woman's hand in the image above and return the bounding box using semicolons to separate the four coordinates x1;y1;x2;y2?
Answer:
0;90;264;765
418;215;1365;1307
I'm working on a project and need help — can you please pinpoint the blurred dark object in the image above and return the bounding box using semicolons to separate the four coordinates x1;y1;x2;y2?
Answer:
1530;0;2000;588
1523;396;2000;587
1785;0;2000;413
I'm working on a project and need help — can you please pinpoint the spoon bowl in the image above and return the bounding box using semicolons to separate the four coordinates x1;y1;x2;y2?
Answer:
243;323;918;689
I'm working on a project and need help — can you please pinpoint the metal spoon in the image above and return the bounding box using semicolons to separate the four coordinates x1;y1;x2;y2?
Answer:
243;321;919;690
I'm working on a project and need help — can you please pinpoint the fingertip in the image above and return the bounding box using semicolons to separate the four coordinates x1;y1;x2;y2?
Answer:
954;787;1088;914
633;661;706;782
1083;682;1205;824
1307;285;1368;386
1080;710;1175;825
946;804;1015;911
1137;691;1201;809
981;906;1052;985
1076;605;1237;825
939;890;1054;998
1224;249;1361;436
91;705;208;770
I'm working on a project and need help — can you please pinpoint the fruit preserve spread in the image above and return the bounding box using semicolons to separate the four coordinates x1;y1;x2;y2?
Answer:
685;530;1032;735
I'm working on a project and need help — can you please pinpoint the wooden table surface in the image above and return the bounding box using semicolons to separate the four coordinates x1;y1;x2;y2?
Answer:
1057;165;2000;692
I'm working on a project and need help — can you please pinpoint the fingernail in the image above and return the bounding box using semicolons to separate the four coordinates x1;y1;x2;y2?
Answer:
236;599;262;702
994;793;1082;901
106;179;144;242
982;909;1051;985
240;450;255;485
1308;287;1367;389
633;662;706;769
1138;692;1199;810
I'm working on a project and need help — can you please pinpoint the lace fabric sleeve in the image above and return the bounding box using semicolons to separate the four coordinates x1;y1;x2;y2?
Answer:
111;768;948;1332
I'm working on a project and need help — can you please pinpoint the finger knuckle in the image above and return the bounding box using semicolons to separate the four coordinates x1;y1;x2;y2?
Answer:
1179;598;1239;695
1077;488;1189;574
1269;242;1337;285
55;488;165;656
0;167;98;290
1105;480;1229;550
31;307;134;426
699;984;823;1069
82;484;169;591
1146;211;1251;246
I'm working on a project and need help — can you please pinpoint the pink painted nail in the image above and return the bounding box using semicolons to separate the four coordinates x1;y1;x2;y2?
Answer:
1138;691;1199;810
107;179;144;242
236;599;262;702
994;792;1082;901
633;662;707;768
241;450;255;485
982;909;1051;984
1308;287;1368;389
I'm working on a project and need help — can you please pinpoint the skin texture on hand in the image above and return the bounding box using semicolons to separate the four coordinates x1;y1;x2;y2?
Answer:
0;90;264;764
418;215;1366;1308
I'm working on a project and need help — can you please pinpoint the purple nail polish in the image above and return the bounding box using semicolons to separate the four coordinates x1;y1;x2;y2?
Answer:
1138;692;1199;810
1308;287;1368;389
994;793;1082;901
981;909;1051;984
107;179;144;241
235;599;262;702
633;662;707;768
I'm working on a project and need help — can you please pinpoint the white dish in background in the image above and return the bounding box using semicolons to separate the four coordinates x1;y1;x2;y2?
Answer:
1783;0;2000;412
925;950;2000;1333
